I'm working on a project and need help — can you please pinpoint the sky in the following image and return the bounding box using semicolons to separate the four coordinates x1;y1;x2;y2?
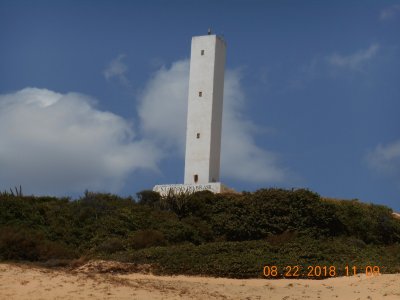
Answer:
0;0;399;210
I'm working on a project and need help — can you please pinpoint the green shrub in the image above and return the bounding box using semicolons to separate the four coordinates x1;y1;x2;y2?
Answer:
0;226;43;260
96;237;126;254
1;188;399;278
137;190;161;207
115;237;400;278
0;226;76;261
128;229;166;249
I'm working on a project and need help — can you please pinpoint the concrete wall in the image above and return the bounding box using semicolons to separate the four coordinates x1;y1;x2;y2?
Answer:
153;183;223;196
184;35;226;184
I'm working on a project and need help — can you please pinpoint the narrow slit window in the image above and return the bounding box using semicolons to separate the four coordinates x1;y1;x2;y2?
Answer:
194;174;198;183
201;50;204;55
198;91;202;97
196;133;200;139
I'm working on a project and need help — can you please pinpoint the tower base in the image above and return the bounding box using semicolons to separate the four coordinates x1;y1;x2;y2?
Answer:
153;182;232;197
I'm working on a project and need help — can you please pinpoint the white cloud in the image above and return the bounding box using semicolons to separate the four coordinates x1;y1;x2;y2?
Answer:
327;44;380;70
103;54;129;85
366;140;400;179
288;44;380;90
0;88;161;195
380;4;400;20
221;70;286;182
138;59;287;184
0;59;288;195
138;60;189;151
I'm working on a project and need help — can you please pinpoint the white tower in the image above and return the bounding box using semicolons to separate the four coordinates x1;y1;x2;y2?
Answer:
184;34;226;184
153;32;229;196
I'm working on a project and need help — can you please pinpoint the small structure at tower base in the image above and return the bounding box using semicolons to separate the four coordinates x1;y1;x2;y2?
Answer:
153;182;232;197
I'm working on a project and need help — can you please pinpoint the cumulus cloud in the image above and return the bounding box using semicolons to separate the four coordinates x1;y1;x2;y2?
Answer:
221;70;286;182
0;59;287;195
138;59;287;183
103;54;129;85
0;88;160;195
327;44;380;70
380;4;400;20
138;60;189;150
366;140;400;180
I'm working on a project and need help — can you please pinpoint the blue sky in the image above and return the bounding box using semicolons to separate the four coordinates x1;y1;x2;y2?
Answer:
0;1;399;211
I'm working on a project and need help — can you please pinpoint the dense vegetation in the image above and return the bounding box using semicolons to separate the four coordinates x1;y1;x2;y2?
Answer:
1;188;399;278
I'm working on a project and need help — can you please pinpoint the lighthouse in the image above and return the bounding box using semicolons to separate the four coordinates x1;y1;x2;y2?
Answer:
153;32;228;196
184;34;226;184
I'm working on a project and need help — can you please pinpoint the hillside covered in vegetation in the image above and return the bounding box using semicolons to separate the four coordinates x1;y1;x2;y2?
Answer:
1;188;399;278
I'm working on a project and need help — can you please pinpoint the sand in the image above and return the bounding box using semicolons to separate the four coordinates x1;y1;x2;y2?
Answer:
0;261;399;299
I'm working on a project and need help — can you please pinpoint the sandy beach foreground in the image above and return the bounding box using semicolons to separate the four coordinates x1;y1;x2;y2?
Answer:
0;261;399;300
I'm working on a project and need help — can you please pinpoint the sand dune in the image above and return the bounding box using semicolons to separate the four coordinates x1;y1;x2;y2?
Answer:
0;261;399;299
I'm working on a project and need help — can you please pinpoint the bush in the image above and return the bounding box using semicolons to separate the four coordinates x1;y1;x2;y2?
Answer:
128;229;167;249
117;236;400;278
0;227;43;260
0;226;76;261
137;190;160;207
96;237;126;254
1;188;399;278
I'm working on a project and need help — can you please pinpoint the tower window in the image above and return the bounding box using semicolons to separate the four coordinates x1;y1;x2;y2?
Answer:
194;174;198;183
198;91;202;97
196;133;200;139
201;50;204;55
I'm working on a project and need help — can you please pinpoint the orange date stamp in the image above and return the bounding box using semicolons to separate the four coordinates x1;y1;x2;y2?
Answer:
263;265;383;278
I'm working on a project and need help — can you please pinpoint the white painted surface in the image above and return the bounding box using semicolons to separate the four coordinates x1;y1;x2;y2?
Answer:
184;34;226;184
153;182;223;196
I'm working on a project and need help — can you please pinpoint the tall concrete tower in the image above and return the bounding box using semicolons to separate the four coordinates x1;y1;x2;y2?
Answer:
153;32;228;196
184;34;226;185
